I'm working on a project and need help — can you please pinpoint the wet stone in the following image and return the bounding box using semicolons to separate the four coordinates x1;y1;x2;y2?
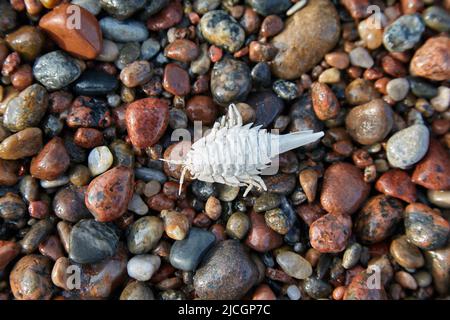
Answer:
226;212;251;240
410;36;450;82
254;193;281;213
423;241;450;295
342;243;362;269
211;57;251;106
146;1;183;31
53;186;91;223
428;190;450;209
73;70;119;96
72;0;102;15
100;0;146;20
390;235;424;269
303;277;332;300
5;26;45;61
169;228;216;271
199;11;245;53
276;251;312;280
33;51;82;91
30;137;70;181
375;169;417;203
0;128;41;160
246;0;291;16
69;219;119;264
194;240;258;300
251;62;271;87
99;18;149;42
127;254;160;281
0;192;26;221
127;216;164;254
247;90;284;128
423;6;450;33
128;193;148;216
0;0;17;34
0;240;20;270
273;80;299;100
310;213;352;253
264;208;292;235
135;167;167;184
383;14;425;52
245;210;283;252
88;146;114;176
163;63;190;96
141;38;161;60
263;173;296;195
344;271;387;300
409;78;438;99
20;218;54;254
120;281;155;300
345;78;380;106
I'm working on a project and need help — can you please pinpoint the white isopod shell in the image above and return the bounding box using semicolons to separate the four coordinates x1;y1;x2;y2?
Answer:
164;104;324;196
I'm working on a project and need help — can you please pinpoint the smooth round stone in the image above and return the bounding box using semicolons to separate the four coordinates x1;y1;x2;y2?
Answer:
10;255;53;300
349;47;374;69
276;251;312;280
287;285;301;300
0;192;26;221
251;62;271;87
110;140;135;168
165;39;200;63
245;210;283;252
162;63;190;96
127;193;148;215
387;78;410;101
428;190;450;209
169;228;216;271
247;91;284;129
69;219;119;264
33;51;82;90
246;0;291;16
169;108;188;130
40;176;70;189
0;128;43;160
5;26;45;61
193;0;220;14
120;281;155;300
424;244;450;295
0;240;20;270
211;57;251;106
318;67;341;84
185;95;218;125
190;43;210;76
127;216;164;254
270;0;340;80
0;159;19;186
73;70;119;96
135;167;167;184
127;254;160;281
386;124;430;169
0;0;17;34
143;180;161;198
345;78;380;106
264;208;291;235
120;61;153;88
85;166;134;222
161;210;190;241
96;40;119;62
414;271;432;288
88;146;114;176
410;36;450;82
141;38;160;60
272;80;299;100
191;180;217;201
199;10;245;53
20;218;54;254
99;18;149;42
193;240;259;300
30;137;70;181
100;0;146;19
390;235;424;269
226;212;251;240
72;0;102;15
217;184;240;202
431;86;450;112
383;14;425;52
375;169;417;204
3;84;48;132
342;243;362;269
310;213;352;253
404;203;450;251
355;195;403;244
146;1;183;31
303;277;332;300
423;6;450;32
53;186;91;223
345;99;394;146
115;42;140;70
409;77;438;99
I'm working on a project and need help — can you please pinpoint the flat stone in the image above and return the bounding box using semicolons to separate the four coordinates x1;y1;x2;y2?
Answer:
276;251;312;279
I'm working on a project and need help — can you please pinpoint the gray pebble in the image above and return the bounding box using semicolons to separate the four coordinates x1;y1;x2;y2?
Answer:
100;17;149;42
383;14;425;52
140;38;161;60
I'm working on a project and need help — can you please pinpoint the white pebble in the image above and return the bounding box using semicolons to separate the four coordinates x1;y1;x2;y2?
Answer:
349;47;374;69
431;86;450;112
287;285;301;300
128;193;149;215
127;254;161;282
386;78;410;101
88;146;113;176
40;176;70;188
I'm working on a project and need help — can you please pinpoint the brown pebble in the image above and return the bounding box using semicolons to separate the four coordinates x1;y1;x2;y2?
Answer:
245;210;283;253
325;52;350;70
30;137;70;181
146;0;183;31
165;39;200;63
344;271;387;300
0;241;20;271
10;64;33;91
148;193;175;212
410;36;450;81
28;200;49;219
248;41;278;62
341;0;369;19
309;213;352;253
296;202;326;226
185;95;218;126
205;196;222;220
375;169;417;203
311;82;340;121
38;235;63;261
390;235;424;270
395;271;417;290
163;63;190;96
5;25;45;61
252;284;276;300
299;169;319;203
0;159;19;186
74;128;104;149
161;210;190;240
120;61;153;88
382;55;406;78
240;8;261;35
260;15;284;38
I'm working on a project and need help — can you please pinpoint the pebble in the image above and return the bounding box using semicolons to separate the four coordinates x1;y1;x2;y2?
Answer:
20;218;54;254
349;47;374;69
140;38;160;61
344;271;387;300
72;0;102;15
169;228;215;271
74;128;104;149
53;186;91;222
310;213;352;253
410;36;450;81
85;166;134;222
216;184;240;202
10;255;53;300
73;70;119;96
126;98;169;149
88;146;114;176
190;43;210;76
303;277;332;299
193;0;220;14
423;6;450;32
318;68;341;84
127;216;164;254
5;26;44;61
245;210;282;252
33;51;82;90
264;208;292;235
165;39;199;63
311;82;340;121
276;251;312;280
247;90;284;128
99;18;149;42
127;254;161;281
395;271;417;290
194;240;258;300
260;15;284;38
325;52;350;70
254;193;281;213
270;0;340;79
320;162;370;215
211;57;251;106
163;63;190;96
40;176;70;189
0;127;42;160
409;77;438;99
404;203;450;250
199;10;245;53
226;212;250;240
252;284;276;300
0;240;20;270
414;271;432;288
96;40;119;62
386;124;430;169
358;17;383;50
39;3;102;60
428;190;450;209
375;169;417;203
431;86;450;112
412;139;450;190
345;78;380;106
120;61;153;88
0;192;26;221
263;173;296;195
29;137;70;181
69;219;119;264
386;78;410;102
205;196;221;220
355;195;403;244
100;0;145;20
146;0;183;31
120;281;155;300
383;14;425;52
161;210;190;241
186;95;219;125
390;235;424;269
342;243;362;269
0;159;19;186
272;80;299;100
423;243;450;295
246;0;291;16
345;99;394;145
251;62;271;87
128;193;148;216
286;285;301;300
135;167;167;184
3;84;48;132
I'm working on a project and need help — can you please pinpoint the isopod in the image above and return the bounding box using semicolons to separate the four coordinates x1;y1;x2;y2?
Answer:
164;104;324;196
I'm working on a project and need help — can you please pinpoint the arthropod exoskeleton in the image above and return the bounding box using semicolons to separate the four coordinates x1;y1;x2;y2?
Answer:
163;104;324;196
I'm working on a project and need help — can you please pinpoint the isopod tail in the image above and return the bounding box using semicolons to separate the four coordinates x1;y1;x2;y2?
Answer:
272;131;325;157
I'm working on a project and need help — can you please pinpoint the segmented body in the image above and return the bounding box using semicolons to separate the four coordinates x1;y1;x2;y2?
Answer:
166;104;324;196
